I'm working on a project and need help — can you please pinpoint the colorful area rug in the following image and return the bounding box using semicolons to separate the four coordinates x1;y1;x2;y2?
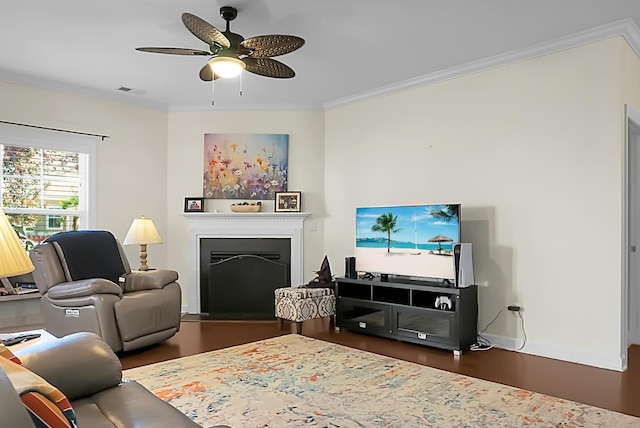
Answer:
123;335;640;427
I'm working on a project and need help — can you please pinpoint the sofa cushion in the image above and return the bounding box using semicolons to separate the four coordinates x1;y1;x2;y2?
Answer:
15;332;122;402
0;357;77;428
0;343;22;365
71;381;200;427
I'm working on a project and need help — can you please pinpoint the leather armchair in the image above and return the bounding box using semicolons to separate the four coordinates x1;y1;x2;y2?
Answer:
29;230;182;352
2;332;201;427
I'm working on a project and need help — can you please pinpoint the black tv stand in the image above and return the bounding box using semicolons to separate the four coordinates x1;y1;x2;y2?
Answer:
335;276;478;355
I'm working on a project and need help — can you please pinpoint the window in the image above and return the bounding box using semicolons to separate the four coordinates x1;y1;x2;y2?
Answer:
0;124;96;247
46;215;63;230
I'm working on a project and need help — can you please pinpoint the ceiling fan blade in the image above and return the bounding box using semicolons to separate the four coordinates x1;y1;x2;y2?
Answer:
199;63;221;81
240;35;305;58
243;57;295;79
136;47;211;56
182;13;231;49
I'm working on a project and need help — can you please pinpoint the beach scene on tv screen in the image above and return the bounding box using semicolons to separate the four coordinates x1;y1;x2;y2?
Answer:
355;204;460;279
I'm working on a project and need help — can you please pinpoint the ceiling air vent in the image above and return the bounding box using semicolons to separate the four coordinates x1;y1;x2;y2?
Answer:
117;86;147;95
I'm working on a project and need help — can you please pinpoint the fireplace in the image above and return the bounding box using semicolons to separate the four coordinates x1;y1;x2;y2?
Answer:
200;238;291;319
183;212;309;315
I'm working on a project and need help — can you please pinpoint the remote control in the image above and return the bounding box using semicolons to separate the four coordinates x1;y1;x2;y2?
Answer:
1;333;41;346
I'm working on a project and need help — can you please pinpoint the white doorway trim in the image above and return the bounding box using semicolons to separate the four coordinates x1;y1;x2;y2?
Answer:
623;104;640;371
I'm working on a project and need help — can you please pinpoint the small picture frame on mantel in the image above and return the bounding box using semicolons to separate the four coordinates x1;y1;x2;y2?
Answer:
274;191;301;212
184;197;204;212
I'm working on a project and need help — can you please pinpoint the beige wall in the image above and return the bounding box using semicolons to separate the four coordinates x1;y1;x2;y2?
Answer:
324;38;628;369
0;81;169;269
166;110;326;308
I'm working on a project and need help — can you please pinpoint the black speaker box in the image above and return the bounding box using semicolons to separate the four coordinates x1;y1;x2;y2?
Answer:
345;257;357;278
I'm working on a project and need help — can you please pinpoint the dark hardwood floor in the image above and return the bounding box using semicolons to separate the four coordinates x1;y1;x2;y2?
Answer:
119;318;640;419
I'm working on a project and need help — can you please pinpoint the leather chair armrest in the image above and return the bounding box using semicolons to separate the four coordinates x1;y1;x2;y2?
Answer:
0;367;35;428
14;332;122;402
47;278;123;299
122;269;179;292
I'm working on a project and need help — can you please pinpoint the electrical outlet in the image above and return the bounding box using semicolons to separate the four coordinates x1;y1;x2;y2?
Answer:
507;305;522;312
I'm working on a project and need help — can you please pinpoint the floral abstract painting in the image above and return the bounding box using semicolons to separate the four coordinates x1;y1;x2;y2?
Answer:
203;133;289;200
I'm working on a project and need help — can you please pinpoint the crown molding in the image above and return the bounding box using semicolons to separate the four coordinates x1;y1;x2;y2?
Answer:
621;18;640;58
324;18;640;111
168;103;323;113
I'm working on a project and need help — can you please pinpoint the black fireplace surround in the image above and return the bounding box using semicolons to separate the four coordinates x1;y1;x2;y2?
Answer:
199;238;291;319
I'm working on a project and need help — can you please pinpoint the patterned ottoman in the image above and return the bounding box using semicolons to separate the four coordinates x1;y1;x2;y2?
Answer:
274;287;336;334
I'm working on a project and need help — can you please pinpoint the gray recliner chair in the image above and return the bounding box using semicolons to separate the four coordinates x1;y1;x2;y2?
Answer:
29;230;181;352
2;332;201;427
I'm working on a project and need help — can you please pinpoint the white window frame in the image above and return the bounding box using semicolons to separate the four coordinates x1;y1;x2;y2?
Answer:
0;124;97;229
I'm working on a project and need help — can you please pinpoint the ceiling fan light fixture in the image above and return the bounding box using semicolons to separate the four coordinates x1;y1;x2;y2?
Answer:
136;6;304;86
208;56;246;79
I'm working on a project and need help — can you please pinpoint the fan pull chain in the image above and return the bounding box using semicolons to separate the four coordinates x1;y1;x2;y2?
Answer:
211;79;215;106
239;73;243;97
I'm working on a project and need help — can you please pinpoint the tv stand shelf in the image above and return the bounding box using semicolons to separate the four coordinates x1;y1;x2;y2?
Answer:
335;277;478;354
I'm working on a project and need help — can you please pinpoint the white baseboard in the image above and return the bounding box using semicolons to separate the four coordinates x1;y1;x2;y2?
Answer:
481;333;625;372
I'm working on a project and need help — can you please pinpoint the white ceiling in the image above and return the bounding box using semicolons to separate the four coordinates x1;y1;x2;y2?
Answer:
2;1;640;111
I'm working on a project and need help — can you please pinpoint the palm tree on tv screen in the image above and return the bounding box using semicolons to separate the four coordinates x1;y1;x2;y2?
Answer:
371;212;402;253
429;205;459;223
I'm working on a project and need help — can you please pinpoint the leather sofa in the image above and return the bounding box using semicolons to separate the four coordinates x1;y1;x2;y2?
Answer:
29;230;182;352
1;332;201;427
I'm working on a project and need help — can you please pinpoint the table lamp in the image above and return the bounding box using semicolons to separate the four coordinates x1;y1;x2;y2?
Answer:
0;208;35;293
123;216;163;271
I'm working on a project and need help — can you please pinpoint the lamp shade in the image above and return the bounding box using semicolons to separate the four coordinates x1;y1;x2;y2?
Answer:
123;216;163;245
0;208;34;277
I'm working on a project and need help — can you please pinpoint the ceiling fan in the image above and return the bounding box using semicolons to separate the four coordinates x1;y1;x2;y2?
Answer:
136;6;305;81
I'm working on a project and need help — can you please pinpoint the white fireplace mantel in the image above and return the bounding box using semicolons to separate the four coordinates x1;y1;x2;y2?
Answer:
183;212;310;314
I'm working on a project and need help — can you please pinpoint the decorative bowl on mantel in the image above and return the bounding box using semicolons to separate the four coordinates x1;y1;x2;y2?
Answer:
230;202;262;213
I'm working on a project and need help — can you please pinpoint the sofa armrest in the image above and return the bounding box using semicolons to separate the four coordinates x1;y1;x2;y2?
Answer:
122;269;179;292
0;367;35;428
14;332;122;402
47;278;123;299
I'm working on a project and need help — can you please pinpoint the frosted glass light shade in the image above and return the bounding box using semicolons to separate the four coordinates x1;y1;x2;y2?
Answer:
208;56;246;79
0;208;34;277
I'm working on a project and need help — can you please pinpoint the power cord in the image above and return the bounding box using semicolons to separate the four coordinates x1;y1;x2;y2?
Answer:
470;308;503;351
515;310;527;351
470;335;493;351
470;307;527;352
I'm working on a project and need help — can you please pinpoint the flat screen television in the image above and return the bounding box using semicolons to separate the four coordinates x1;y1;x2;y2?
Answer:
355;203;461;280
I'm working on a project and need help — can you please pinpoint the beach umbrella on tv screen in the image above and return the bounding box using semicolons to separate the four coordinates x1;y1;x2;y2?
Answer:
428;234;453;253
